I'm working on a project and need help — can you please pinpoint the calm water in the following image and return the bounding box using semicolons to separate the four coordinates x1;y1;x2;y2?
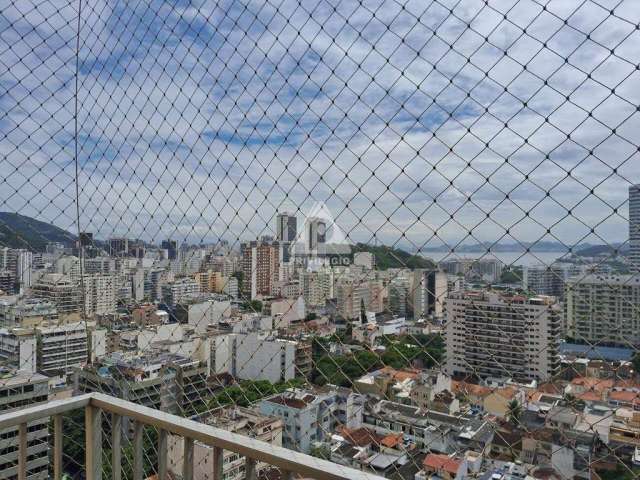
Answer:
424;251;570;267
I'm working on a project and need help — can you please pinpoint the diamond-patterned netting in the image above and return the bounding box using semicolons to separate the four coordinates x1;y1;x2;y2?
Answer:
1;0;640;478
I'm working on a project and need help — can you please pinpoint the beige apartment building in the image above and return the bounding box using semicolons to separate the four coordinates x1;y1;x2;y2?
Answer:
445;291;561;381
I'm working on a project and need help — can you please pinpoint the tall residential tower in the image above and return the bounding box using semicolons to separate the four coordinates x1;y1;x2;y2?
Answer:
630;184;640;272
276;212;297;242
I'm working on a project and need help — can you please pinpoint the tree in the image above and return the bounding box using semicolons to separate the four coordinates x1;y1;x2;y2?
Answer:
500;267;523;284
242;299;262;312
563;393;585;411
506;399;522;425
310;443;331;460
632;352;640;375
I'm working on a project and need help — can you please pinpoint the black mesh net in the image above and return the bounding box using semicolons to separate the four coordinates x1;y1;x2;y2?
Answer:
1;0;640;479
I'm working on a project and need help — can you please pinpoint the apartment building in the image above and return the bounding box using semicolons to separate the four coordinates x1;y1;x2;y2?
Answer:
630;184;640;272
439;258;503;283
194;270;234;294
241;240;280;299
161;277;201;305
0;370;50;480
411;269;448;319
302;270;333;307
144;267;167;301
260;387;364;453
0;297;58;327
82;273;117;316
0;323;104;378
168;407;283;480
565;274;640;347
30;273;81;317
389;274;411;317
363;399;492;455
37;322;91;377
210;332;297;383
0;328;36;372
445;291;562;381
182;297;231;333
0;248;32;291
335;279;370;320
74;352;211;424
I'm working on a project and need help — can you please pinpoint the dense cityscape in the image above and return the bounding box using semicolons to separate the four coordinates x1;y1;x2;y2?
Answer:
0;184;636;479
3;0;640;478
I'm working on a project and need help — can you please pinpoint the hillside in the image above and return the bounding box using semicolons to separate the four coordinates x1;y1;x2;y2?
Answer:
0;212;77;251
352;243;436;270
573;244;628;257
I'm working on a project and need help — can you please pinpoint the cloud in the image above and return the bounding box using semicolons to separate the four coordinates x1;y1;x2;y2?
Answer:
1;0;639;252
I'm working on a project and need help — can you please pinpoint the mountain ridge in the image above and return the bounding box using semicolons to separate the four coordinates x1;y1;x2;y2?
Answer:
0;212;77;251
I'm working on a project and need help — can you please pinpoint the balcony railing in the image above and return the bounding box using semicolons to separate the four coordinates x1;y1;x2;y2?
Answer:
0;393;383;480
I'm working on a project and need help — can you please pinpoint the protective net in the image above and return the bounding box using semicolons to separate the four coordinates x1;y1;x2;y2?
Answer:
1;0;640;479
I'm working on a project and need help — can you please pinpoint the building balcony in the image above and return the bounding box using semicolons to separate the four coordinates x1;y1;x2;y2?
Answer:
0;392;382;480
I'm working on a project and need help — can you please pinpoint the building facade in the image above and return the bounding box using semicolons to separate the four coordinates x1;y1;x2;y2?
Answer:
565;274;640;347
630;184;640;272
168;407;283;480
445;291;562;381
0;371;50;480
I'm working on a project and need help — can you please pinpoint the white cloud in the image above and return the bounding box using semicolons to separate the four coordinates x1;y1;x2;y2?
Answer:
1;0;638;251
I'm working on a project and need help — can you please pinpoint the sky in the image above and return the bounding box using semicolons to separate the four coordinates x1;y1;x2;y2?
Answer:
1;0;639;254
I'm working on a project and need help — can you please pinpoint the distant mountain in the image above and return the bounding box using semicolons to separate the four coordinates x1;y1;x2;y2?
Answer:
0;212;77;251
420;241;628;254
352;243;436;270
573;243;629;257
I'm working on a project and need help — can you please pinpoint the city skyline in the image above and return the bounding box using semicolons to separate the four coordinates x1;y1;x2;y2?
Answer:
1;1;640;479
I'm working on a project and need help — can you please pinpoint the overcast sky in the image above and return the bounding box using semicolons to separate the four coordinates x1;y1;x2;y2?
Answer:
1;0;639;253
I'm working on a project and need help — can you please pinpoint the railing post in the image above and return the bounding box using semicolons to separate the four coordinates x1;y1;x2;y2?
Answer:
158;429;168;480
18;422;27;480
183;437;194;480
133;421;144;480
85;405;102;480
212;446;224;480
281;469;293;480
245;457;256;480
54;415;63;480
112;413;122;480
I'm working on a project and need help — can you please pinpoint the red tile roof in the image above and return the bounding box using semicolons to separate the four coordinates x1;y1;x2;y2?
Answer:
423;453;461;475
380;433;403;448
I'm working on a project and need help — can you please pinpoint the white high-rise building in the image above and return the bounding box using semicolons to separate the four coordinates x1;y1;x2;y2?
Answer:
335;279;370;320
305;217;326;252
445;291;561;381
31;273;81;316
209;332;297;383
630;184;640;272
0;371;50;479
0;248;32;292
411;269;448;319
161;277;201;305
83;273;117;316
389;274;410;317
565;274;640;347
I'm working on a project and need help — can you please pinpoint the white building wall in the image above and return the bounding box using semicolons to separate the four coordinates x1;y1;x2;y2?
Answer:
187;300;231;333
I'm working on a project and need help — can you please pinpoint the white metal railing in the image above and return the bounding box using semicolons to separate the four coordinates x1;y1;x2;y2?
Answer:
0;392;384;480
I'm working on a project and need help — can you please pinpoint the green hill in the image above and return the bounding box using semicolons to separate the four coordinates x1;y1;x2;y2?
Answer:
352;243;436;270
0;212;77;251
